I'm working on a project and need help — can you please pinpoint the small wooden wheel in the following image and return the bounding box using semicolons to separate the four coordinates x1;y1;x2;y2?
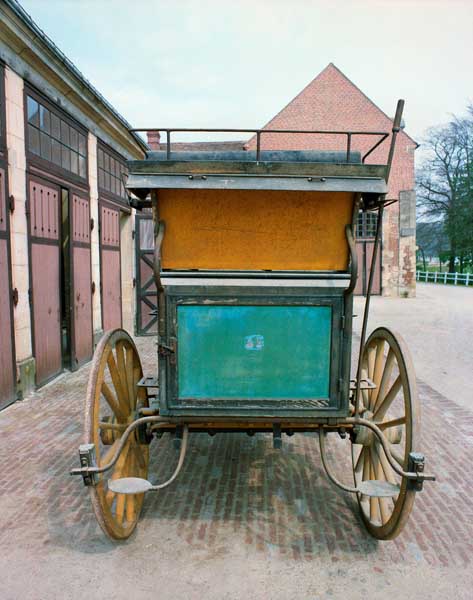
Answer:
84;329;150;540
351;327;420;540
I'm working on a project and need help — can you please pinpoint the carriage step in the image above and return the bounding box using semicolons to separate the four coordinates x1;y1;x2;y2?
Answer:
357;480;400;497
108;477;154;494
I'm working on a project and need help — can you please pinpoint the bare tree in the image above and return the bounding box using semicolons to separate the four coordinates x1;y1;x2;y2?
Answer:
416;107;473;273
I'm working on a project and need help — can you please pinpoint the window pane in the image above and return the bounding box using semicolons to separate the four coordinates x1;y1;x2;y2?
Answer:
79;134;86;156
104;152;109;172
39;106;50;133
28;124;40;155
139;219;155;249
70;151;79;174
70;128;78;151
98;148;104;169
51;138;61;166
98;168;104;189
40;132;51;161
60;120;70;146
27;97;39;126
51;113;61;140
104;170;110;191
61;144;71;171
79;155;87;178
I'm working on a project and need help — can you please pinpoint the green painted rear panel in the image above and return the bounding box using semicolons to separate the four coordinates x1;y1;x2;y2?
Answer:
177;305;332;400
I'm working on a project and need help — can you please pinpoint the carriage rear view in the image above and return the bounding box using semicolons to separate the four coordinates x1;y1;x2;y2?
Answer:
71;100;434;540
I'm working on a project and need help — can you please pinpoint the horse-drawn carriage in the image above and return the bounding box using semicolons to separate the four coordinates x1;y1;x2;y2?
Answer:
72;100;434;540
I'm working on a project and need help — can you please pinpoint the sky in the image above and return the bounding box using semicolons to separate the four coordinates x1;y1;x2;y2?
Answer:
19;0;473;148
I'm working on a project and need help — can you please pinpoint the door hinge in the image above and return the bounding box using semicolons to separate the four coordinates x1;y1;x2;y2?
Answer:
28;288;32;305
91;281;96;295
341;315;346;330
90;218;94;231
132;230;135;240
25;198;30;217
132;277;136;288
158;338;176;365
9;195;15;213
12;287;19;306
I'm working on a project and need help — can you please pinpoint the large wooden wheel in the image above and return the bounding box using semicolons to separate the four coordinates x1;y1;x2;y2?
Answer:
351;327;420;540
84;329;150;540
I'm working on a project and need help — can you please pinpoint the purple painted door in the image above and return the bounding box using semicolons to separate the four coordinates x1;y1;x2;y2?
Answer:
29;178;62;385
0;168;16;409
71;194;92;367
100;203;122;331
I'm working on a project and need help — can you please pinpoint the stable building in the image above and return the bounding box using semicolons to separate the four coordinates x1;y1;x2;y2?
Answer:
0;0;147;409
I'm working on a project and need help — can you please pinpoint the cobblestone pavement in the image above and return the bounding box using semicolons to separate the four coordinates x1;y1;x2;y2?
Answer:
1;331;473;599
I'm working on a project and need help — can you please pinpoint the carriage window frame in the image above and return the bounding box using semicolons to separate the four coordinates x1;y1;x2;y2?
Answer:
97;141;128;205
356;210;378;239
24;87;88;184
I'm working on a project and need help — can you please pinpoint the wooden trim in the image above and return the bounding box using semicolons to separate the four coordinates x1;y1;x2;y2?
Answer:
0;157;17;407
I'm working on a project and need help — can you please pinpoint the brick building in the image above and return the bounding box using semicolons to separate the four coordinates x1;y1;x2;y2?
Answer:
0;0;147;409
245;63;417;297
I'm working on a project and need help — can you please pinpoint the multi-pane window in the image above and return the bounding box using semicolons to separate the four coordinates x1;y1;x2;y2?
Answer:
26;95;87;179
97;146;127;200
356;211;378;238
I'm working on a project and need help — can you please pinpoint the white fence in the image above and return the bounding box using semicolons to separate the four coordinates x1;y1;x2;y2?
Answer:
416;271;473;286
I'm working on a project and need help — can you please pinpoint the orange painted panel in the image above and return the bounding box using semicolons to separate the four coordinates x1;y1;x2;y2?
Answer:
159;189;354;271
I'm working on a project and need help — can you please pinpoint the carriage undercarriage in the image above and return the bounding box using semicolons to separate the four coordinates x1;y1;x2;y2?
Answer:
71;100;434;541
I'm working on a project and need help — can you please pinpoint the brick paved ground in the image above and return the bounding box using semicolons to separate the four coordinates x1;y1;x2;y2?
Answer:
1;333;473;599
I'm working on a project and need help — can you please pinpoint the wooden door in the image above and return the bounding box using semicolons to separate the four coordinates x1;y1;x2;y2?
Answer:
0;168;16;409
71;193;93;367
100;203;122;331
29;178;62;385
135;214;157;335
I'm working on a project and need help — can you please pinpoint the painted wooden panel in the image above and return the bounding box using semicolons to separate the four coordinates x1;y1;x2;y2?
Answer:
72;194;90;243
100;204;120;247
177;305;332;400
101;248;121;331
0;238;15;409
159;189;354;271
72;245;92;365
29;180;59;240
32;243;62;385
72;194;92;366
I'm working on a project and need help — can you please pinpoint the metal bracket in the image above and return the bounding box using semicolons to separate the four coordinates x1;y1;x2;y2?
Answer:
158;338;176;364
407;452;426;491
12;287;19;307
9;195;15;213
78;444;99;486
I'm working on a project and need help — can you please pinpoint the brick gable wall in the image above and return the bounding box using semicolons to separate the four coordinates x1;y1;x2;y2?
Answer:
246;63;416;296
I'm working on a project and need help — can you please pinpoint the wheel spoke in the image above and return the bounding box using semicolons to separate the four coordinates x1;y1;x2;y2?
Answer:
101;381;127;421
373;349;395;414
373;375;401;421
354;446;366;477
99;439;120;468
360;367;369;410
369;340;386;411
391;446;405;467
125;346;136;411
369;454;380;523
377;416;406;430
107;352;129;416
